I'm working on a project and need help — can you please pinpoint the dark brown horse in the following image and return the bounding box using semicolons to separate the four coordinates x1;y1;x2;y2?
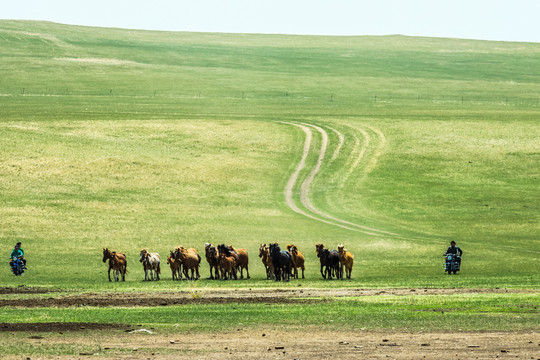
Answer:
102;248;127;282
205;243;220;279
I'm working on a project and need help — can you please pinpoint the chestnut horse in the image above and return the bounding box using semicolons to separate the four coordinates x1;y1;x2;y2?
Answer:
286;244;305;279
337;244;354;279
167;251;182;281
102;248;127;282
259;244;274;280
174;246;201;280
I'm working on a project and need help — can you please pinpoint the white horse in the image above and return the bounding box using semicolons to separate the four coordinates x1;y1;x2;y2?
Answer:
139;249;160;281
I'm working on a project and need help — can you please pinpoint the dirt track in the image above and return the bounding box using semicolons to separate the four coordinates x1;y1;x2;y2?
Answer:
1;327;538;359
1;286;535;308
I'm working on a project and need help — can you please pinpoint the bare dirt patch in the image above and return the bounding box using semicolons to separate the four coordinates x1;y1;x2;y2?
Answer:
0;285;60;294
0;322;128;332
2;329;538;359
0;287;535;308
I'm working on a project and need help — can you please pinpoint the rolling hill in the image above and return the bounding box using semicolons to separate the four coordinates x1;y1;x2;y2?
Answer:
0;20;538;288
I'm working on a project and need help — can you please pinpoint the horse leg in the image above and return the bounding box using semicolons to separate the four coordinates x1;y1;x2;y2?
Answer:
245;264;250;279
108;265;112;282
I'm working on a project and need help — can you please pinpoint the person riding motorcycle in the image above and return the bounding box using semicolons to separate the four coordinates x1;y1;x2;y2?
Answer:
9;242;26;270
444;240;462;265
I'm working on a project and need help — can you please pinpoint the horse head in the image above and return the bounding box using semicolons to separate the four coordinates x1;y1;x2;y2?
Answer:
103;248;112;263
269;243;281;256
315;243;325;257
320;248;330;261
218;244;229;257
337;244;345;255
259;244;266;258
173;246;182;259
139;249;148;263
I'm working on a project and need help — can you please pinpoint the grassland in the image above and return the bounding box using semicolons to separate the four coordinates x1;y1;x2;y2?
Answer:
0;20;538;348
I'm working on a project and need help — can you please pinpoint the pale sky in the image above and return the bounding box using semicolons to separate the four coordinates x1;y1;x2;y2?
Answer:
2;0;539;42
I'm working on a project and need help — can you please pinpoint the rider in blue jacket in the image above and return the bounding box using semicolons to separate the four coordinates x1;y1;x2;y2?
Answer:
9;242;26;269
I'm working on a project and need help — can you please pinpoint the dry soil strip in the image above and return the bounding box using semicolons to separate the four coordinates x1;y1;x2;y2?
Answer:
1;288;535;308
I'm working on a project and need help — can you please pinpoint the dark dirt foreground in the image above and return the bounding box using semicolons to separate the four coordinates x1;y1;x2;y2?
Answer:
0;286;535;308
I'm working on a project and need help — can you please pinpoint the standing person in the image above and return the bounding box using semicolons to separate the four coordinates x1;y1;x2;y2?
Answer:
10;242;26;269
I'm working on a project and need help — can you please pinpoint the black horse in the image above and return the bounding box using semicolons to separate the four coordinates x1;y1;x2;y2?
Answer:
269;243;291;281
320;248;341;279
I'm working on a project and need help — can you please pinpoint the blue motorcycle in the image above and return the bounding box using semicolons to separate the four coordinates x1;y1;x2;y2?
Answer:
10;256;25;276
444;254;460;275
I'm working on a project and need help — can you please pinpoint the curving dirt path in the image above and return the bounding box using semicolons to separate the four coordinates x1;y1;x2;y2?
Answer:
280;121;398;236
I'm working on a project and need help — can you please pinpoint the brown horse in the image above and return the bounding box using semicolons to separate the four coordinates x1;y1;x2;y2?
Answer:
219;250;238;280
174;246;201;280
102;248;127;282
337;244;354;279
205;243;220;279
167;251;182;281
286;244;305;279
229;246;250;279
259;244;274;280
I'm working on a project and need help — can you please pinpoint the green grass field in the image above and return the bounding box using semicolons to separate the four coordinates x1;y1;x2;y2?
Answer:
0;21;538;341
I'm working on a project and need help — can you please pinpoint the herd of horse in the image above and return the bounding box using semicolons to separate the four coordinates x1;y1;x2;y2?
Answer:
102;243;354;282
